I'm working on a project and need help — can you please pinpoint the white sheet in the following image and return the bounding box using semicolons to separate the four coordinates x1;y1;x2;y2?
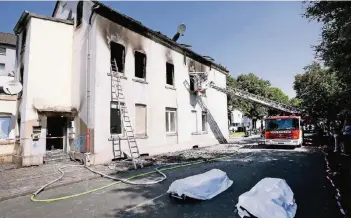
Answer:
236;178;297;218
167;169;233;200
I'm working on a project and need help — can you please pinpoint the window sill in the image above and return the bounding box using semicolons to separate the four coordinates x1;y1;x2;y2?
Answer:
0;95;17;101
0;139;15;145
135;135;148;139
165;85;176;90
191;131;208;135
166;133;177;136
132;78;148;84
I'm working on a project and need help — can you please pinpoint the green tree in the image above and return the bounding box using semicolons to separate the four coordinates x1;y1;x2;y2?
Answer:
293;61;342;121
303;1;351;112
266;87;291;116
289;97;301;107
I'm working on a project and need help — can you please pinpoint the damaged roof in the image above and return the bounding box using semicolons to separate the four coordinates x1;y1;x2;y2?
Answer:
0;32;16;47
52;1;229;74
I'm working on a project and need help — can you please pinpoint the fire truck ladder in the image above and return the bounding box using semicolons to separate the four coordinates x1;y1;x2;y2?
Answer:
109;59;143;169
209;82;301;114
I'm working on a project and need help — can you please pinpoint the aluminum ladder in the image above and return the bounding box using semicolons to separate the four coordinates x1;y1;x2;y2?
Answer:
209;82;301;114
109;59;143;169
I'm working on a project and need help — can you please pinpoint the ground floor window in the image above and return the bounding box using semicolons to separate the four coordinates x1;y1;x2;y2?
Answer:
0;116;11;139
166;108;177;133
135;104;147;136
110;101;125;135
202;111;207;131
191;110;197;133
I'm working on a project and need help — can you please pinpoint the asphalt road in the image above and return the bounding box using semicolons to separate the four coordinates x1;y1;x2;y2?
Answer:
0;146;343;218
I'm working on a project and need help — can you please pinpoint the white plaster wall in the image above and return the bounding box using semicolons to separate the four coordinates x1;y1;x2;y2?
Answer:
19;18;73;165
92;15;228;164
0;45;16;76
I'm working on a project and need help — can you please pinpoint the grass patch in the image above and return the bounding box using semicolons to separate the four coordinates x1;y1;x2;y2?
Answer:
229;132;245;137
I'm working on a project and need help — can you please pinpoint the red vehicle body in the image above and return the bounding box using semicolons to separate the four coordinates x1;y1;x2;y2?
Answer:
264;115;303;147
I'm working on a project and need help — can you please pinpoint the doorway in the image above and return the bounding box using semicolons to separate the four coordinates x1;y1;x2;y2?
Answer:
46;116;67;150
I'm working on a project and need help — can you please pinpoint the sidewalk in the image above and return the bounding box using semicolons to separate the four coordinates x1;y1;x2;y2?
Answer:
324;146;351;216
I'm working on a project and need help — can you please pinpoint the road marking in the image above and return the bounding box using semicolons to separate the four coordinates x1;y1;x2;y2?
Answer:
125;193;167;212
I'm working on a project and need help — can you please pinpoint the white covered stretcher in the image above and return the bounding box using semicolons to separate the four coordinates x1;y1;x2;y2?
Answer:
236;178;297;218
167;169;233;200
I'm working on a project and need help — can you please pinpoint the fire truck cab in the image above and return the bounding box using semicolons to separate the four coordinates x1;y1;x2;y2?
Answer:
264;115;303;147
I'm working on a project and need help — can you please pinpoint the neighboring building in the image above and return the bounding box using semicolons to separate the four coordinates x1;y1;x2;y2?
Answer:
12;1;229;166
0;32;17;163
230;108;264;131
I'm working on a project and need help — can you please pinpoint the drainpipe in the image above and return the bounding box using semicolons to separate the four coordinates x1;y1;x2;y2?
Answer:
86;3;100;153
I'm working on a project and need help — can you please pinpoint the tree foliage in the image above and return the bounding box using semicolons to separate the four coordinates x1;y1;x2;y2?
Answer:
303;1;351;114
293;61;343;120
227;73;292;119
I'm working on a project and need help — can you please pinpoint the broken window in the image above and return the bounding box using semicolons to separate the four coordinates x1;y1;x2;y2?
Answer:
191;110;197;133
202;111;208;132
166;62;174;86
135;104;147;136
165;108;177;133
0;116;11;139
110;42;125;73
76;1;83;27
135;51;146;79
110;101;124;135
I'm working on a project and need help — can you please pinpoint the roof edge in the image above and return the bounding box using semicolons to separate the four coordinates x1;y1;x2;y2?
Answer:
92;1;229;74
14;11;74;34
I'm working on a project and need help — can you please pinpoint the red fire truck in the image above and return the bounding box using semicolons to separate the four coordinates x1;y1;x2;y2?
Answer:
264;115;303;147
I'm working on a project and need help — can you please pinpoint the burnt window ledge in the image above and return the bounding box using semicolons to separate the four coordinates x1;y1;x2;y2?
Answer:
166;133;177;137
132;78;148;84
165;85;176;90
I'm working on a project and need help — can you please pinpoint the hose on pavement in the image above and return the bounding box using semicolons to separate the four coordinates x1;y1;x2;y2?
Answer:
31;143;257;203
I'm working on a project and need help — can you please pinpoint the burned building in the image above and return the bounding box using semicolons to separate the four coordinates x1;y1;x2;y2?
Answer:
12;1;229;166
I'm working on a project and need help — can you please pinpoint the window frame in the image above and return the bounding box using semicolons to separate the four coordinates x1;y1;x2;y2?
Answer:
191;110;198;133
0;115;11;140
165;108;177;134
166;62;174;86
201;111;208;132
134;51;147;79
135;104;147;136
0;63;5;75
110;42;126;74
110;101;125;136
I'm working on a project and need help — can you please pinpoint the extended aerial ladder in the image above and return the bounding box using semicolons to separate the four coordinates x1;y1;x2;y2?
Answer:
189;72;302;115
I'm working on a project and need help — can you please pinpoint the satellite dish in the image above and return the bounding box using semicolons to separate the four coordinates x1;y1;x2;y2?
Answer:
3;80;22;95
177;24;186;35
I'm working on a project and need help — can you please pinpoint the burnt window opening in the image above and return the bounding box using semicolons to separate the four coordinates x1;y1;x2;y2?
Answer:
190;75;195;92
76;1;83;27
166;62;174;86
135;51;146;79
110;42;125;73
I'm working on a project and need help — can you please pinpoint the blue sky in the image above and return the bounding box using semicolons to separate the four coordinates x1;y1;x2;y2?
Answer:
0;1;321;98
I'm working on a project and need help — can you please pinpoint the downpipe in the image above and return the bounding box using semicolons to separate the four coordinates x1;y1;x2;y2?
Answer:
85;3;100;154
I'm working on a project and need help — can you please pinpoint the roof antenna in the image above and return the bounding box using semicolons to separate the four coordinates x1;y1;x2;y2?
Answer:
172;24;186;42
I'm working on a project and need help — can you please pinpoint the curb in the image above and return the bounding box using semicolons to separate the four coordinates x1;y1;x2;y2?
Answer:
0;174;100;203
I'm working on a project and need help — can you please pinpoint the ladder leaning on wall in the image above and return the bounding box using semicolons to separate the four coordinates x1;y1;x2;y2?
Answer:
108;59;143;169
